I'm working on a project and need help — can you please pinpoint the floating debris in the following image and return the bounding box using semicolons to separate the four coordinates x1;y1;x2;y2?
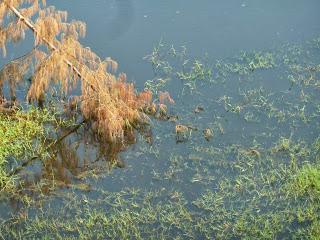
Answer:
248;149;261;158
175;124;189;134
115;159;126;168
175;124;190;142
203;128;213;141
189;154;203;161
168;115;179;122
194;105;204;113
70;183;91;192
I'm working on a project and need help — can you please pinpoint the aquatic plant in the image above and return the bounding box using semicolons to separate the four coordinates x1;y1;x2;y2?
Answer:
293;163;320;197
1;21;320;239
0;108;58;192
144;42;212;92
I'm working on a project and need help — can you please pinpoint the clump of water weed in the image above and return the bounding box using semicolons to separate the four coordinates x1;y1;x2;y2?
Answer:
0;108;61;192
292;163;320;197
144;41;213;92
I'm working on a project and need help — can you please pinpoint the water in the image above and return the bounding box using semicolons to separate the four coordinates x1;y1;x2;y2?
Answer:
40;0;320;87
1;1;320;239
2;1;320;87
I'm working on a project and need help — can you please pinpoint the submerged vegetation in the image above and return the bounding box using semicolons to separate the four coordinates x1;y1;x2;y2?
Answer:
0;35;318;239
0;1;320;239
293;163;320;197
0;107;79;195
1;142;319;239
0;108;50;192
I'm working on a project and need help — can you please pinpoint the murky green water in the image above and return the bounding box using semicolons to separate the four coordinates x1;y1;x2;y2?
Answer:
1;1;320;239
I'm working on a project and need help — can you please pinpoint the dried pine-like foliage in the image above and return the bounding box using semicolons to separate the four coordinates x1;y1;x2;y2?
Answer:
0;0;154;144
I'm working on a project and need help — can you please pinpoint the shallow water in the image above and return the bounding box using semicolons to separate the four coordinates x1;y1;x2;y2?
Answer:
1;1;320;239
49;0;320;86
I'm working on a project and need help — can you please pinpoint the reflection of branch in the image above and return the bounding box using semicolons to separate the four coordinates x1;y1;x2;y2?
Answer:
0;100;19;114
0;47;36;70
8;120;86;177
0;106;16;114
55;119;86;145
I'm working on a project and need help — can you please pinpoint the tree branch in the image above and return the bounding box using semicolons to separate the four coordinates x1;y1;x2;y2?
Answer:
5;3;95;91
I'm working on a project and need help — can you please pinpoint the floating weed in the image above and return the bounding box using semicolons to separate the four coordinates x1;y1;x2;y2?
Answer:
2;157;319;240
176;59;213;89
272;137;292;153
145;42;213;92
238;51;276;72
291;163;320;197
0;108;64;193
214;51;276;81
2;36;320;239
144;77;171;94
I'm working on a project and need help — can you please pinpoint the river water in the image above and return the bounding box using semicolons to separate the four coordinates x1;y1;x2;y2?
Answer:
1;1;320;239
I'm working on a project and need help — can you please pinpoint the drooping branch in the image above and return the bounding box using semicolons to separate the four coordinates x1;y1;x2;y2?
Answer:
2;0;155;144
6;4;55;50
5;3;85;87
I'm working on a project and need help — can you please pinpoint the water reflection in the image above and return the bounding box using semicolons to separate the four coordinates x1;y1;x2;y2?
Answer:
1;0;320;237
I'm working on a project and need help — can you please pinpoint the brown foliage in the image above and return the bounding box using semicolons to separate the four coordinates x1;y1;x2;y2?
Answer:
0;0;154;144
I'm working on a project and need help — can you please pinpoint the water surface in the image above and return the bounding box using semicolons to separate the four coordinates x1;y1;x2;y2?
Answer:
1;1;320;239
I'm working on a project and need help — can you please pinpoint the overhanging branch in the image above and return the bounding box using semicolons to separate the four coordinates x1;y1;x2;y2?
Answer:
5;2;96;91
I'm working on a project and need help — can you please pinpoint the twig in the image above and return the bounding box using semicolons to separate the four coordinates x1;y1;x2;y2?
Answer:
6;3;96;91
0;100;19;115
0;47;36;68
0;106;16;114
